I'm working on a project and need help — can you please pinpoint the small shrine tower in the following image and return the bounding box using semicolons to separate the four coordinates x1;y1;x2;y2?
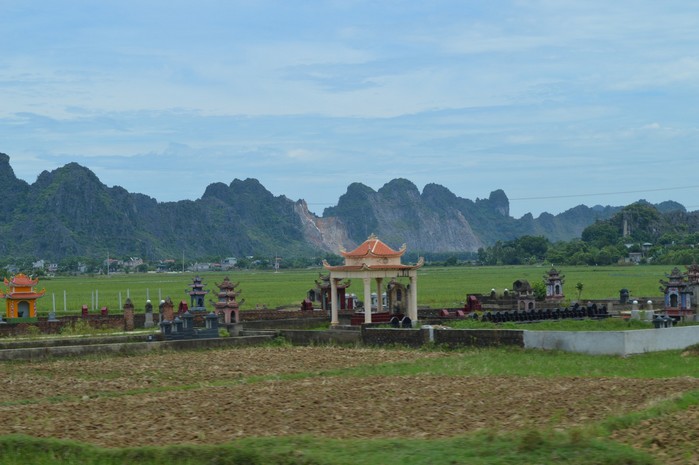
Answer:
186;275;209;311
0;273;46;319
212;276;244;324
686;262;699;285
544;267;565;303
686;263;699;312
659;267;693;318
513;279;535;311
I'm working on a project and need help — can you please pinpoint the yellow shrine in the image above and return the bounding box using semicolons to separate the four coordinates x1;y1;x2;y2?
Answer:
0;273;46;319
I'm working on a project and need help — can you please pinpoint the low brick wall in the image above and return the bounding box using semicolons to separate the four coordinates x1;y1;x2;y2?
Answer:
241;317;329;330
240;309;326;321
361;328;429;348
361;327;524;348
0;333;152;351
0;315;129;337
278;329;361;345
433;328;524;348
0;335;274;361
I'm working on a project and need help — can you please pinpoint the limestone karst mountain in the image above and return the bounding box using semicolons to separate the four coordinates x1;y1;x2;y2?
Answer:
0;152;669;260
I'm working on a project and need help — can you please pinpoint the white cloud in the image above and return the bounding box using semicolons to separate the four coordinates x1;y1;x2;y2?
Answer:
2;1;699;217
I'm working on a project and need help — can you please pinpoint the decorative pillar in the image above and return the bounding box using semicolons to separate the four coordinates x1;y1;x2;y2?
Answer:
330;277;339;326
375;278;384;313
363;277;372;324
123;297;135;331
409;275;418;321
144;300;154;328
162;297;174;322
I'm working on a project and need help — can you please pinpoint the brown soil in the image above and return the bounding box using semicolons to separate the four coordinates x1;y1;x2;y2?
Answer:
610;405;699;465
0;346;443;402
1;346;698;463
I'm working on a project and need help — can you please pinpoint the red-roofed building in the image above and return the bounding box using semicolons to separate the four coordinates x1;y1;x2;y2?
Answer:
323;234;423;325
0;273;46;319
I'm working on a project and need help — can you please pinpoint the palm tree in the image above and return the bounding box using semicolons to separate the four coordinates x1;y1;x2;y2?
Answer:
575;282;584;301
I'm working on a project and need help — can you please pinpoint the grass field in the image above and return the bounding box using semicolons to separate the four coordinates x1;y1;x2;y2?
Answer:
33;264;675;316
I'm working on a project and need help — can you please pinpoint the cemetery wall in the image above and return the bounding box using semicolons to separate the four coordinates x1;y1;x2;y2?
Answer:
523;326;699;355
361;327;428;347
433;328;525;348
0;333;150;351
360;327;526;348
240;309;326;321
0;315;126;337
241;317;329;330
277;329;361;345
0;334;274;361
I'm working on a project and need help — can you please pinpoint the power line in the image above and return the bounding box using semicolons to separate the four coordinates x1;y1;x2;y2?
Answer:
509;185;699;201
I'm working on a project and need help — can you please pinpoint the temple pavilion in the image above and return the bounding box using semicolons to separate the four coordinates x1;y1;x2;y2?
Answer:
0;273;46;319
323;234;423;325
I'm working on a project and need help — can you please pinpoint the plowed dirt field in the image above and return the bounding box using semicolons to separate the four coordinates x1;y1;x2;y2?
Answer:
1;346;698;463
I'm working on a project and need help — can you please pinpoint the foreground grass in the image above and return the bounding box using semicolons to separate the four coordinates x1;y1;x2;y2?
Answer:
0;431;656;465
325;346;699;380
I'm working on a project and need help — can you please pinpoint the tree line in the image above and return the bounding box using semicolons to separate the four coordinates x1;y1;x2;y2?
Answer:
476;203;699;266
3;203;697;276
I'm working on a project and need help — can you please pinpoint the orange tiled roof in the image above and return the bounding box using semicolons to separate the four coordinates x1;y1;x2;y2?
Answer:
5;273;39;287
323;257;424;272
324;263;420;272
2;291;46;299
341;234;406;258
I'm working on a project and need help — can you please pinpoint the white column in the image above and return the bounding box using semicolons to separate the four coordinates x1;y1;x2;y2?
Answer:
375;277;384;313
363;277;372;323
330;276;339;326
409;274;418;321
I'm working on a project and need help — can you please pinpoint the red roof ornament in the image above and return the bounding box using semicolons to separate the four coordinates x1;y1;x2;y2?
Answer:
341;233;406;259
324;234;422;272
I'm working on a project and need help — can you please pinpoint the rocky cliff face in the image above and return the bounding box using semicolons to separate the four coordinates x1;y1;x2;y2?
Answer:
319;179;484;252
293;200;354;252
314;179;618;253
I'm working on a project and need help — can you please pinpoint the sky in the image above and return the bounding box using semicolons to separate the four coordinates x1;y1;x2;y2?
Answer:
2;1;699;219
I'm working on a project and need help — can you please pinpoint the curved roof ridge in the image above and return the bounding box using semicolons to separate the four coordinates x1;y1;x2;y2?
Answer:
341;234;405;258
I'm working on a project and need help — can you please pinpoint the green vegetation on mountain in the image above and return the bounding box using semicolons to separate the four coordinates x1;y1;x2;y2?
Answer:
478;202;699;266
0;152;694;265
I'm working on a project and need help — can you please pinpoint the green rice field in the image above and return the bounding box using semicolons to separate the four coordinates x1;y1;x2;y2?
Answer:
30;264;675;316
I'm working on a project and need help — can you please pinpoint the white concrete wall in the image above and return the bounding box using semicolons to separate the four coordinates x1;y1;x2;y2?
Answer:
523;326;699;356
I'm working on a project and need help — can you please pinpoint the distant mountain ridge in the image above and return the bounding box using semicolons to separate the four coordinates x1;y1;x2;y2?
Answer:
0;152;685;260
